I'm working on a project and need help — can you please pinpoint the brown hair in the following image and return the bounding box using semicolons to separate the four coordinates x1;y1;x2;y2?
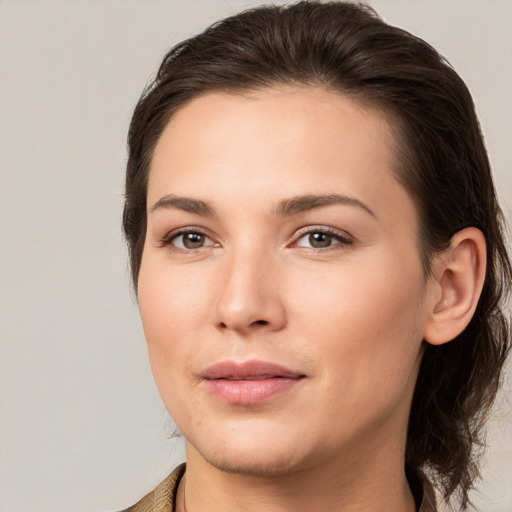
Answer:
123;1;511;507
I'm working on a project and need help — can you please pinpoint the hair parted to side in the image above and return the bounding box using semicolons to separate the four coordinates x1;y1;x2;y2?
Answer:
123;1;511;507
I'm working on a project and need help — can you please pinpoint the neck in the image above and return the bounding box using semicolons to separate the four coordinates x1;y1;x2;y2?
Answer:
177;439;417;512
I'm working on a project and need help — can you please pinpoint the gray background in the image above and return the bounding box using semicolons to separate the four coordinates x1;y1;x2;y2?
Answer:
1;1;510;511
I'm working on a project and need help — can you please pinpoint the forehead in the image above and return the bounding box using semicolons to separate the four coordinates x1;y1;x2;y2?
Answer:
152;86;396;169
148;86;413;225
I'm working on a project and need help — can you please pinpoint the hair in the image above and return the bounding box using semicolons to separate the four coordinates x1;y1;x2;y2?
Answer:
123;1;511;507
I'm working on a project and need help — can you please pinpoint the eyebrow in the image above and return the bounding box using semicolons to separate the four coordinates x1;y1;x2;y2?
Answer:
149;194;215;216
149;193;376;219
276;194;376;218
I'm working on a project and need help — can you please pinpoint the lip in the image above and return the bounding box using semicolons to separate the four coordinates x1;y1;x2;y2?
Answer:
201;360;306;404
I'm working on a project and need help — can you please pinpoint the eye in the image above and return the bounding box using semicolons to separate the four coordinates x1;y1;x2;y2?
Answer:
294;228;352;249
164;230;217;250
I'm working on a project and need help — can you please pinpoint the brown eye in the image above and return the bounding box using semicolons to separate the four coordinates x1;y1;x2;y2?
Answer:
308;232;333;248
295;229;351;250
169;231;216;250
182;232;205;248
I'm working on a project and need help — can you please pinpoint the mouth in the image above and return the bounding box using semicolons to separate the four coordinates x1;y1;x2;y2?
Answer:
201;360;306;404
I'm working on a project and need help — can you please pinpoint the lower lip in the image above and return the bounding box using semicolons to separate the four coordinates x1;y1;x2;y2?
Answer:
204;377;303;404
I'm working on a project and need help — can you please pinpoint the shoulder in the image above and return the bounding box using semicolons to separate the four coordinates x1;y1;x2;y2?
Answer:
120;463;186;512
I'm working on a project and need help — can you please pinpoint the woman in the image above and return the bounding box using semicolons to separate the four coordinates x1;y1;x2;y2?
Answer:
121;2;511;511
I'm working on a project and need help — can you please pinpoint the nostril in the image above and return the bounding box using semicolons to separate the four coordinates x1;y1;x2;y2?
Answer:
218;319;270;331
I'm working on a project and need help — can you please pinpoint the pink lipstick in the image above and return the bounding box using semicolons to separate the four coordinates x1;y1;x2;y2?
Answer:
201;360;305;404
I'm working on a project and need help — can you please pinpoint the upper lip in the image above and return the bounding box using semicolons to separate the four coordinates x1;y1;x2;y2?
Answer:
201;360;305;380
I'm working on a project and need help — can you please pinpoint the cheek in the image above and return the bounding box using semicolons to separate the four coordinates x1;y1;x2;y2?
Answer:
294;257;423;330
289;255;426;395
137;257;213;395
138;252;213;335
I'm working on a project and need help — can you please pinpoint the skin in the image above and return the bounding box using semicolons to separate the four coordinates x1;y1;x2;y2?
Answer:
137;87;462;511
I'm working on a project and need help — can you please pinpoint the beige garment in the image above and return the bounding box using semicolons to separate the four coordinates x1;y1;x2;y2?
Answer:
122;463;437;512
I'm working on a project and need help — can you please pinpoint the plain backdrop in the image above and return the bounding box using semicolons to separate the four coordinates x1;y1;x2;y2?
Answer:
1;1;511;511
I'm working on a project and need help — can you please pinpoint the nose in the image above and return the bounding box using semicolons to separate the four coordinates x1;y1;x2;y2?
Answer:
215;248;287;334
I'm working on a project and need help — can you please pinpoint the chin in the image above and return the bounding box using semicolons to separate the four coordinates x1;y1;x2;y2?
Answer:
186;423;316;478
197;445;308;477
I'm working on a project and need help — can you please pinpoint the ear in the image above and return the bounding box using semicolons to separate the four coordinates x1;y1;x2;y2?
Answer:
423;227;487;346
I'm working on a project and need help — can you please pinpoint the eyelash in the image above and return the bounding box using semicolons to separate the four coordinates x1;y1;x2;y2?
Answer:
160;226;353;252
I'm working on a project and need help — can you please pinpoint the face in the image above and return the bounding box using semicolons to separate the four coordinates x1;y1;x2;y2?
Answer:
138;87;435;476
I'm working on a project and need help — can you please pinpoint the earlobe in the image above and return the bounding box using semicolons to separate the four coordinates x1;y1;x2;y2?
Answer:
424;227;487;346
